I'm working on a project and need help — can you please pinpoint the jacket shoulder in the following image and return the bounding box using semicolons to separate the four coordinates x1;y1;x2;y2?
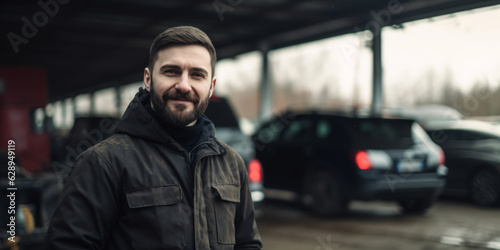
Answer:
89;133;136;154
71;134;138;179
214;138;235;155
75;133;139;169
214;139;245;167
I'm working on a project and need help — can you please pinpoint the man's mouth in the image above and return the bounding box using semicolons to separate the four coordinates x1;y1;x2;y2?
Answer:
170;98;192;104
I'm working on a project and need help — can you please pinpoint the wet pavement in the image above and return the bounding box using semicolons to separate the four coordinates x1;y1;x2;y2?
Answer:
256;198;500;249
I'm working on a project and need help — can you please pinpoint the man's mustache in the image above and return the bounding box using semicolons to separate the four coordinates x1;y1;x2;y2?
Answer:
162;90;199;104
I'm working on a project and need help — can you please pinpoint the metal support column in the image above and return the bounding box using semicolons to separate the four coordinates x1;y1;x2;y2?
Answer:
73;97;78;118
61;99;67;129
90;91;96;115
258;42;272;122
115;86;122;117
371;28;383;117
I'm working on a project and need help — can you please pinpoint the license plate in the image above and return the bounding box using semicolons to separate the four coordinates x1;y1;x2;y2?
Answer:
397;160;423;173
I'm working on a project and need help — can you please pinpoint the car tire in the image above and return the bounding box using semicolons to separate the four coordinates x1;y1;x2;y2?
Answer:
302;170;348;216
398;197;434;214
471;168;500;206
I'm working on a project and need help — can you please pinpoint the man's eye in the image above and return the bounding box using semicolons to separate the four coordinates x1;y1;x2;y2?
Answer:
164;70;178;75
192;72;205;78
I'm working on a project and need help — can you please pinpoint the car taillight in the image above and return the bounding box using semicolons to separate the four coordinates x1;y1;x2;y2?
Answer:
438;148;445;165
355;151;372;170
248;159;263;182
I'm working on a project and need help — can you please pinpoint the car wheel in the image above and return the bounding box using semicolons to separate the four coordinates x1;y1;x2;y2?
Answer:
471;168;500;206
303;171;348;216
398;197;435;214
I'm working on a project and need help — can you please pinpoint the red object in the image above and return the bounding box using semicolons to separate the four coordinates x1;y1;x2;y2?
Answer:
209;95;221;102
355;151;371;170
248;159;263;182
0;67;50;172
438;147;445;165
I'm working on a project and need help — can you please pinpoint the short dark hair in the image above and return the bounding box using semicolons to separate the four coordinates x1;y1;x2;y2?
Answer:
148;26;216;78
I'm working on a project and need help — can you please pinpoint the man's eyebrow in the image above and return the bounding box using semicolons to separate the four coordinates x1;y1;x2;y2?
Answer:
158;64;209;76
158;64;181;72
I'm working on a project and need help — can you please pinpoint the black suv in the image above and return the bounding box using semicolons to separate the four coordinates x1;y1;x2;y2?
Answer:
253;112;447;216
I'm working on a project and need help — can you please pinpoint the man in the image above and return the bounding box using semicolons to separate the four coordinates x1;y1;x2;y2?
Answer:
46;26;262;250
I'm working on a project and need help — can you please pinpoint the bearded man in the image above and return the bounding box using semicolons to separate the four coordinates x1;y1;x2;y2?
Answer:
46;26;262;250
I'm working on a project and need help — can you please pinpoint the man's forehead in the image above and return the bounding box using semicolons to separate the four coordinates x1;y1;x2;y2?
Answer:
157;45;210;60
155;45;211;70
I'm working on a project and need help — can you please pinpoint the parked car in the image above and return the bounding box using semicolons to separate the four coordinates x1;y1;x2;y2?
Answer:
204;96;265;215
252;111;448;216
383;105;463;128
425;119;500;206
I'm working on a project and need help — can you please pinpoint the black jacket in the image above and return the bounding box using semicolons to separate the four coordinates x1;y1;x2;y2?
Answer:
46;89;262;249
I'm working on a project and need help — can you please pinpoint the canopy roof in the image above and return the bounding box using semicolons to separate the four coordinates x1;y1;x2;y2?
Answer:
1;0;498;101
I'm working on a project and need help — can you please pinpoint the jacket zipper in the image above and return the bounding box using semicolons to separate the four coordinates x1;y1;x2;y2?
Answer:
185;141;221;201
186;141;222;250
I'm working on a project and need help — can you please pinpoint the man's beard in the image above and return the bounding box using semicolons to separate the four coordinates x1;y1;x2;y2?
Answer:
150;81;210;127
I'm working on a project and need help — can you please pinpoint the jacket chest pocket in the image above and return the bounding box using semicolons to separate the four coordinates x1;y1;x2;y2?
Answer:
126;185;187;250
212;184;240;245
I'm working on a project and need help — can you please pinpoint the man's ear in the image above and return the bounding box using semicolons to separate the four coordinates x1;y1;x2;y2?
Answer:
144;67;152;92
209;77;216;98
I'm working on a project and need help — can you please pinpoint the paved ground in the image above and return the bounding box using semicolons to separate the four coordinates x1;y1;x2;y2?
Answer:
256;198;500;250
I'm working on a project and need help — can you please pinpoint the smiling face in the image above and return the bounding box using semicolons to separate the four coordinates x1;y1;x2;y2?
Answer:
144;44;216;127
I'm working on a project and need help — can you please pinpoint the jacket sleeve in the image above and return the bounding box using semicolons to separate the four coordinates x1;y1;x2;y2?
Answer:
46;150;120;250
234;160;263;249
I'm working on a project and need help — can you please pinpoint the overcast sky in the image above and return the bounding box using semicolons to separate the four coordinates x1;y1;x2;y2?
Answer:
383;5;500;100
215;5;500;109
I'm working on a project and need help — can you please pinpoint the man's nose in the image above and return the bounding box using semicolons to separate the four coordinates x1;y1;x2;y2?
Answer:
175;72;191;93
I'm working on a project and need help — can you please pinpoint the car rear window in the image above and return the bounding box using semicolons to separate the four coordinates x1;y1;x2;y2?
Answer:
349;118;417;148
